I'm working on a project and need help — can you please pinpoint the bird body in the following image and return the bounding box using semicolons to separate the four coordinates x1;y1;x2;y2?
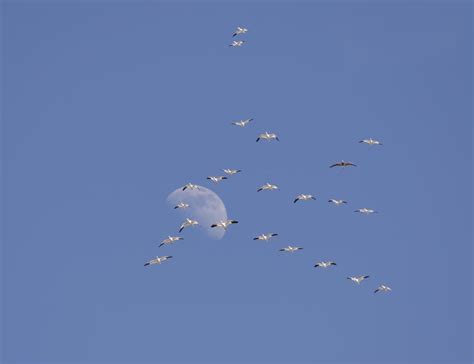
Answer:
211;220;239;230
359;138;382;146
144;256;173;266
159;236;183;247
347;275;370;284
354;208;377;214
280;245;303;253
253;233;278;241
294;194;316;203
257;183;278;192
330;160;357;168
179;218;199;232
256;132;279;142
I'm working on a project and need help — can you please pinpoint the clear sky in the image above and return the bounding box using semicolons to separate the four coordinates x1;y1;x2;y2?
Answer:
2;1;472;363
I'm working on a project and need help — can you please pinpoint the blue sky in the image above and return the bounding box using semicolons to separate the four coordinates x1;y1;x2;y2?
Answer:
2;1;472;363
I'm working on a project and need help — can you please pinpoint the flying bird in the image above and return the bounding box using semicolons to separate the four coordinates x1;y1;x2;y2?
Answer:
233;26;248;37
229;40;245;47
354;208;378;215
253;233;278;241
347;275;370;284
222;168;242;176
279;245;303;253
211;220;239;230
328;199;347;206
256;132;279;142
231;118;253;127
329;160;357;168
206;176;228;183
159;236;184;247
182;183;199;191
257;183;278;192
314;261;337;268
374;284;392;294
144;256;173;267
174;202;190;209
179;218;199;232
359;138;382;146
294;194;316;203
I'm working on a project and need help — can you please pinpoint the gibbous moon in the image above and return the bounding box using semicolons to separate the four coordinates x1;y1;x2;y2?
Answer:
166;185;228;239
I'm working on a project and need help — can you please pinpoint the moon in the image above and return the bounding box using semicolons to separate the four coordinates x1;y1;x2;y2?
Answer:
166;185;228;239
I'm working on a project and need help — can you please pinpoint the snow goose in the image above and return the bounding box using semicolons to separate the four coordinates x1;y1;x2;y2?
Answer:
231;118;253;127
206;176;228;183
256;132;279;142
182;183;199;191
328;199;347;206
233;26;248;37
294;194;316;203
329;160;357;168
222;168;242;176
144;256;173;267
229;40;245;47
174;202;190;209
374;284;392;294
179;218;199;232
314;261;337;268
257;183;278;192
211;220;239;230
279;245;303;253
359;138;382;146
159;236;183;247
347;275;370;284
354;208;378;215
253;233;278;241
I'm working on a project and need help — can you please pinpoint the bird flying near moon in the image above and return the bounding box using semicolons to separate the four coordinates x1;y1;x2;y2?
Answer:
166;185;228;240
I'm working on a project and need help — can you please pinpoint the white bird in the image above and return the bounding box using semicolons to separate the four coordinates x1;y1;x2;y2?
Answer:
257;183;278;192
206;176;228;183
256;132;279;142
279;245;303;253
354;208;378;215
179;218;199;232
159;236;183;247
174;202;190;209
374;284;392;294
182;183;199;191
347;275;370;284
294;194;316;203
359;138;382;146
314;261;337;268
144;255;172;267
222;168;242;176
229;40;245;47
253;233;278;241
210;220;239;230
328;199;347;206
231;118;253;127
329;160;357;168
233;26;248;37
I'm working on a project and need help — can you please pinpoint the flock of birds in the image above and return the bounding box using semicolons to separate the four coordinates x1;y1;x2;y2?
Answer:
144;26;392;295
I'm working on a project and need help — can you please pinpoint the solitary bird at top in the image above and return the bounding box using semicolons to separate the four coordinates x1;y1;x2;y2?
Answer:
222;168;242;176
347;275;370;285
257;183;278;192
232;118;253;127
374;284;392;294
280;245;303;253
257;132;279;142
294;194;316;203
233;26;248;37
182;183;199;191
179;218;199;232
159;236;183;247
207;176;228;184
229;40;245;47
211;220;239;230
330;160;357;168
359;138;382;146
144;256;173;267
174;202;190;209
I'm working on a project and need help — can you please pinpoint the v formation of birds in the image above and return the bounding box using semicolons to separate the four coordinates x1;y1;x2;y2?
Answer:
144;26;390;296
